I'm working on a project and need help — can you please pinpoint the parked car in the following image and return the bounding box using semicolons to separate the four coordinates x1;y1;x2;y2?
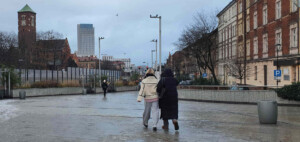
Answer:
179;80;192;85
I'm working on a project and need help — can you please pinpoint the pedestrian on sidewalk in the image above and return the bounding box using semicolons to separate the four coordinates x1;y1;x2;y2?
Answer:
137;68;159;131
157;68;179;130
102;80;108;97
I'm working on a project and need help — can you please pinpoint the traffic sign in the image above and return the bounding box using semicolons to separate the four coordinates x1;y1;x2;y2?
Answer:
274;70;281;77
202;73;207;78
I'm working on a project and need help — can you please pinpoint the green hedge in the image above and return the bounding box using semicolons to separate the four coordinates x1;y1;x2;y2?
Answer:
276;82;300;101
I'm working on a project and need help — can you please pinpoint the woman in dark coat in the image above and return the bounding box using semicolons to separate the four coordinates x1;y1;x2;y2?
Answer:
157;69;179;130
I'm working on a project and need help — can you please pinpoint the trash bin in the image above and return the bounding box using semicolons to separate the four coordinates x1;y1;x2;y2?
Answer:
19;91;26;100
257;100;278;124
82;89;87;95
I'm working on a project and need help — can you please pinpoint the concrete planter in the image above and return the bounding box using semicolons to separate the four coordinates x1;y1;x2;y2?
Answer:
12;87;84;98
115;86;138;92
257;100;278;124
19;91;26;99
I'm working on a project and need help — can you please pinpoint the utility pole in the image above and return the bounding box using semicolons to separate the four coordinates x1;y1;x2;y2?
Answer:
150;15;162;76
151;50;155;68
99;37;104;87
151;39;158;71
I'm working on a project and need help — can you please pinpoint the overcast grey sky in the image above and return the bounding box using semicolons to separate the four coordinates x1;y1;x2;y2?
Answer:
1;0;231;66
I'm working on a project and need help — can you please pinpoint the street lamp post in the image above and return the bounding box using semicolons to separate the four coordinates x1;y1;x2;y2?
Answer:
150;14;162;76
151;50;155;68
275;44;281;88
151;39;158;71
99;37;104;87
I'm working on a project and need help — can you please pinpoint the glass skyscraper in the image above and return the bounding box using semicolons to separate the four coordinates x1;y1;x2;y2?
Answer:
77;24;95;57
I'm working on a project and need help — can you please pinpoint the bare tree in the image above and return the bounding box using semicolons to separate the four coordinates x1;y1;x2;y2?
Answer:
226;59;253;84
35;30;64;69
0;31;18;66
176;12;219;84
37;30;63;40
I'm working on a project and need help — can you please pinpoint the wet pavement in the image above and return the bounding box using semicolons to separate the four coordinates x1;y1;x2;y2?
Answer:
1;91;300;142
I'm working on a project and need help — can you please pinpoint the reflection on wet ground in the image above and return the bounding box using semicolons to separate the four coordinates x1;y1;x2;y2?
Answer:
0;91;300;142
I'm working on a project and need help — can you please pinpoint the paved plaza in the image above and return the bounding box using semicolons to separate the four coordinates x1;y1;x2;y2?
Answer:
0;91;300;142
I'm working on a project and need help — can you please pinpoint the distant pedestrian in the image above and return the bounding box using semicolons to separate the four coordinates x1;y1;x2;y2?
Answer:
137;69;159;131
157;68;179;130
102;80;108;97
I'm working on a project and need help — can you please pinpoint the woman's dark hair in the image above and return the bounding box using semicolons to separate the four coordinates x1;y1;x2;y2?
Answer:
162;68;174;77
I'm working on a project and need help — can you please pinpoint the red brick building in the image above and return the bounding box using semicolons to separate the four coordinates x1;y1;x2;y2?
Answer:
244;0;300;86
35;39;72;69
18;4;73;69
77;56;98;69
18;4;36;66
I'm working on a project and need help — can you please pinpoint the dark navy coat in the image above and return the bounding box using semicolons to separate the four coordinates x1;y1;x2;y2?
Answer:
157;69;179;120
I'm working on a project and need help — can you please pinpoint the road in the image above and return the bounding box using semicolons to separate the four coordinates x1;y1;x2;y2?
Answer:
0;91;300;142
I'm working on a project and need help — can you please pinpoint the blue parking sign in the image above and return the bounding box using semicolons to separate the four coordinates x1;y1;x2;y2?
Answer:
274;70;281;77
203;73;207;78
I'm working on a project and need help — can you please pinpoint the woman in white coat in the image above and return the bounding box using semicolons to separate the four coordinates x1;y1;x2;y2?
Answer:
137;69;159;131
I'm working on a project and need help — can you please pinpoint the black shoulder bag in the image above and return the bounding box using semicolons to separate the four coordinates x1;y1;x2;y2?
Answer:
159;77;166;99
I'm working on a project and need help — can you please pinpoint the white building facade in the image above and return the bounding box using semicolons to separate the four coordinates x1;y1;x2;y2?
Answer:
77;24;95;57
217;0;238;85
102;56;132;72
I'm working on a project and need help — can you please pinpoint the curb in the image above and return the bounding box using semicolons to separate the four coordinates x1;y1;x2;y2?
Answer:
179;98;300;107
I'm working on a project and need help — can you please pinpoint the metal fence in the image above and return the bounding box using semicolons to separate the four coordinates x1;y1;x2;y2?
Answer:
0;67;122;85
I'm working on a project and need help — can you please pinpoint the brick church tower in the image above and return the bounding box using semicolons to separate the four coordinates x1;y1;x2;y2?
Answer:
18;4;36;64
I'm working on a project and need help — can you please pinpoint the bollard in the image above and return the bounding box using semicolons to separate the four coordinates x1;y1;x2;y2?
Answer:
257;100;278;124
82;89;87;95
19;91;26;100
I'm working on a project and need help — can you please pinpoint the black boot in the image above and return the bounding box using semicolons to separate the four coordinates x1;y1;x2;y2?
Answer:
162;120;169;130
172;119;179;130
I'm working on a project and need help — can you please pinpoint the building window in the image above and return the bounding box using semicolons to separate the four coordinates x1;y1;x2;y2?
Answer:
263;5;268;25
254;11;257;29
263;34;268;54
239;1;243;13
275;29;282;45
292;0;298;12
283;68;290;81
229;44;232;58
238;23;243;36
225;45;227;58
219;47;223;59
21;15;26;26
31;16;34;27
290;23;298;48
223;29;225;41
276;0;281;19
232;43;236;57
232;24;236;36
232;4;237;17
275;29;282;55
229;26;232;39
255;66;257;80
246;16;250;32
246;40;250;56
254;37;258;55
